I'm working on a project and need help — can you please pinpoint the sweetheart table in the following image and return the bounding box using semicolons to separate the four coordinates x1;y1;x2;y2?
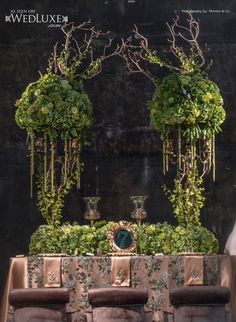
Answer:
0;254;235;322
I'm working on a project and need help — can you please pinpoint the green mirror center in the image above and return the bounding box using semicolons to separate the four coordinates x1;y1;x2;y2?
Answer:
114;229;133;249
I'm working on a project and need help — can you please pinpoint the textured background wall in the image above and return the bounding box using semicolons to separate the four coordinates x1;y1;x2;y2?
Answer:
0;0;236;296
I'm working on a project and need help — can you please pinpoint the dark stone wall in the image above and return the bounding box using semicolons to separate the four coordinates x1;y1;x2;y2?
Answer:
0;0;236;296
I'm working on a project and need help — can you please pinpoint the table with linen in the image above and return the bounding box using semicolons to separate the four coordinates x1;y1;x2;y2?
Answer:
0;254;235;322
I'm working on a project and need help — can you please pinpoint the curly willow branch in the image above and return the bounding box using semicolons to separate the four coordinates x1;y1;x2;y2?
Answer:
119;12;205;78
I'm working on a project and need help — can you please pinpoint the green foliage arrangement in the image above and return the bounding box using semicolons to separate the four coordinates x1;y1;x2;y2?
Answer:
15;73;93;227
163;167;205;226
136;223;218;255
15;74;93;139
95;221;116;254
121;13;226;180
29;221;218;256
37;176;75;226
28;225;63;254
120;13;226;229
149;71;225;141
60;224;97;255
15;22;118;227
145;18;226;180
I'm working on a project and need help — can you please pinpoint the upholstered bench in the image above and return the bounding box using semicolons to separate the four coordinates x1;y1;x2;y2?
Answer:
8;288;70;322
85;287;150;322
168;286;230;322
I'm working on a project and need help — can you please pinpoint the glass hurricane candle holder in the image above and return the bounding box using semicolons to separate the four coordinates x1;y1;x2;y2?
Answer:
130;196;147;225
83;196;101;226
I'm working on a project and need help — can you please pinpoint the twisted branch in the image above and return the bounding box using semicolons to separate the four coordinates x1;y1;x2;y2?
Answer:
118;30;158;83
119;12;206;79
167;12;205;70
48;20;121;80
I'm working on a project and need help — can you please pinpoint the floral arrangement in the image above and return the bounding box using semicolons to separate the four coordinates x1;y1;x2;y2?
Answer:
119;13;226;228
15;22;119;227
149;71;225;142
120;13;226;180
29;221;219;256
15;74;92;140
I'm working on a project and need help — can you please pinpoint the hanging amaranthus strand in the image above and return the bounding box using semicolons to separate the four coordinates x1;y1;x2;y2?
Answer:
30;131;35;198
64;138;68;184
76;142;81;189
163;139;166;175
177;127;181;178
208;139;212;173
50;138;56;190
212;135;216;182
43;134;47;191
165;136;169;174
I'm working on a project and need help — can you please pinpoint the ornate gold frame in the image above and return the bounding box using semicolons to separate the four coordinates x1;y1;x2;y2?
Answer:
107;221;136;254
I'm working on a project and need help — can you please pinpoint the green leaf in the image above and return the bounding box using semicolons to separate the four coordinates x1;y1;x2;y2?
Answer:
71;127;78;137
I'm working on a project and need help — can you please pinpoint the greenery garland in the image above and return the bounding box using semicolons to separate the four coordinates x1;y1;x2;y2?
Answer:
29;221;219;255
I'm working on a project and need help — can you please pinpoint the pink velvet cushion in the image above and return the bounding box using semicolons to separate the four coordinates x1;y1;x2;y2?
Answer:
169;286;230;306
9;288;69;307
88;287;148;307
